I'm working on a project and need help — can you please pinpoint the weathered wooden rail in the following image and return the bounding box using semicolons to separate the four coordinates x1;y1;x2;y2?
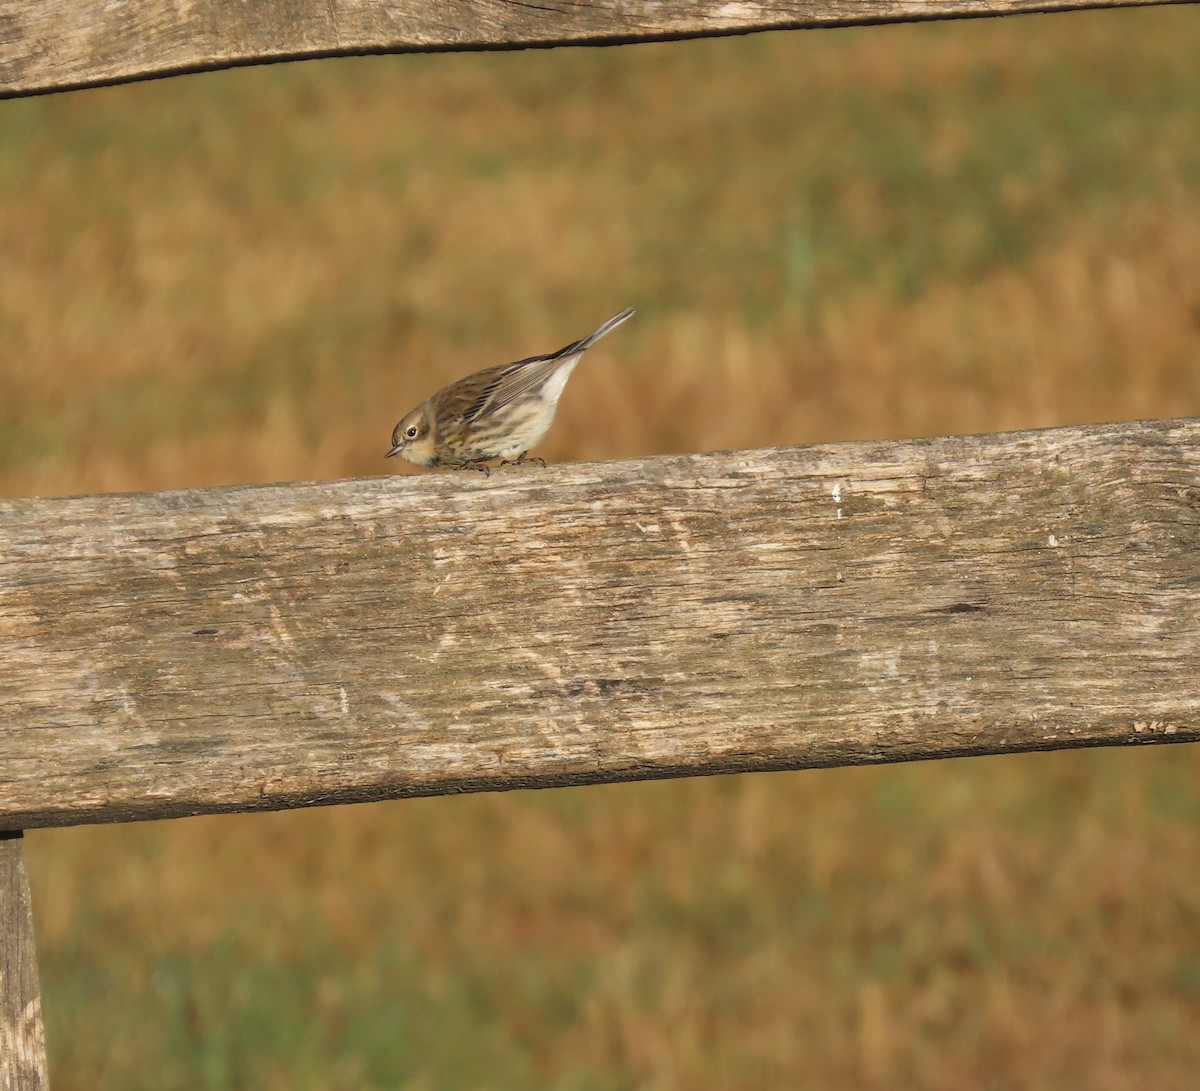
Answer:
3;419;1200;834
4;0;1200;1085
0;0;1193;98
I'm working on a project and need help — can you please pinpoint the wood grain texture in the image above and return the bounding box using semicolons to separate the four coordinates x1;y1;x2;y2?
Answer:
1;0;1194;98
0;834;48;1091
1;419;1198;830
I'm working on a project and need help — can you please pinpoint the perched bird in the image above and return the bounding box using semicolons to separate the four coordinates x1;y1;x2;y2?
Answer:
387;308;635;471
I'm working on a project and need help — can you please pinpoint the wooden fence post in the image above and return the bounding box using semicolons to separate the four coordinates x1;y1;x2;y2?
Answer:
0;833;48;1091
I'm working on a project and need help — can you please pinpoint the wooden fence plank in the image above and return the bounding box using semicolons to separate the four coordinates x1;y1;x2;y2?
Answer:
2;0;1194;98
1;419;1197;830
0;833;48;1091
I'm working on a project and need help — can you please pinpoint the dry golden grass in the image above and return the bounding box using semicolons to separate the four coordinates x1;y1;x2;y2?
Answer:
4;6;1200;1088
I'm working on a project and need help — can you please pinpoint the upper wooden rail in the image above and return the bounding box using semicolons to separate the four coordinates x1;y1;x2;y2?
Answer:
1;419;1197;830
0;0;1193;98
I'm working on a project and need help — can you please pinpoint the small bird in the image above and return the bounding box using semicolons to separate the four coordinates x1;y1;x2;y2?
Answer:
387;308;635;471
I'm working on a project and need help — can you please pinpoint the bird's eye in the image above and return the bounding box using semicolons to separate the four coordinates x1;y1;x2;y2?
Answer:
406;426;418;439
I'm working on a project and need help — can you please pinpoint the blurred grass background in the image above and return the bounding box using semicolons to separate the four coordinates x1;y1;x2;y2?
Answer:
3;6;1200;1088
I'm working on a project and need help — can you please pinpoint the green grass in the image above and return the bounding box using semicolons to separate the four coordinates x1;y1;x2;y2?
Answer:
3;14;1200;479
29;749;1200;1089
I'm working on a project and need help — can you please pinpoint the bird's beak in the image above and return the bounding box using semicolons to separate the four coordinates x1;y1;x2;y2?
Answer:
386;445;402;459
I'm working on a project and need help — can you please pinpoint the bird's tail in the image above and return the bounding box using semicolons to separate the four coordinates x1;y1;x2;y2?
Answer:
557;307;635;358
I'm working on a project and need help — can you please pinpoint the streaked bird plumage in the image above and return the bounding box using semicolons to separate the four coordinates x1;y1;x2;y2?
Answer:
387;308;634;470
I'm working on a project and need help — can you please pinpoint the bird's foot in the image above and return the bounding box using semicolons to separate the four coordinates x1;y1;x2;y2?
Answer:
500;452;546;468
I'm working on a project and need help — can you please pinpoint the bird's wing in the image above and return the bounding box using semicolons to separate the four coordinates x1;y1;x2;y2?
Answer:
462;310;634;423
463;353;565;423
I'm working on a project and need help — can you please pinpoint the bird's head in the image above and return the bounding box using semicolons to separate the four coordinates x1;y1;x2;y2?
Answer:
387;406;437;466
